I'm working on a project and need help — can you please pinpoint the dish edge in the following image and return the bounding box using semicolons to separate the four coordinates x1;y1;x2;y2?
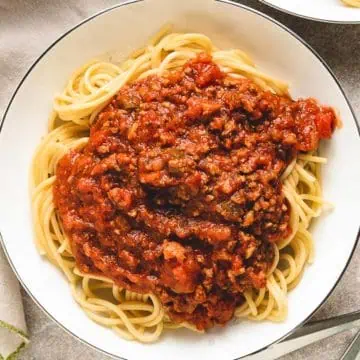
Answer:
258;0;360;24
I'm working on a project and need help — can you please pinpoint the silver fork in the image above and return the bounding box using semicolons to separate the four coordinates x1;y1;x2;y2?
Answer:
243;310;360;360
341;329;360;360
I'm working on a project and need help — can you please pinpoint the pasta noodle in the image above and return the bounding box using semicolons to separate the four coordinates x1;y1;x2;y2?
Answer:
341;0;360;7
31;26;330;342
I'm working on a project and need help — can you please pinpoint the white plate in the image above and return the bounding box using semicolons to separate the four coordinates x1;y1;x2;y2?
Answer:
0;0;359;359
260;0;360;23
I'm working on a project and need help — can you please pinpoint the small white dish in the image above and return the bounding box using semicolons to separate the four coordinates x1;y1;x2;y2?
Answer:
260;0;360;23
0;0;359;359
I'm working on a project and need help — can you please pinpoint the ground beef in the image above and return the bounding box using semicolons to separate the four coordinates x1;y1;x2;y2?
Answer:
54;54;336;330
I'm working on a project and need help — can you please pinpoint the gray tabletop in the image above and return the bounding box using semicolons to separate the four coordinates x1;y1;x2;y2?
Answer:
1;0;359;359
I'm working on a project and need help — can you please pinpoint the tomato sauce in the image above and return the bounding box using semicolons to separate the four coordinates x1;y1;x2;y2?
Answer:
54;54;335;329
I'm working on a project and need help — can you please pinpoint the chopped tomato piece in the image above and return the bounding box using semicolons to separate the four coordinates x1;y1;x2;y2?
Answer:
315;109;336;139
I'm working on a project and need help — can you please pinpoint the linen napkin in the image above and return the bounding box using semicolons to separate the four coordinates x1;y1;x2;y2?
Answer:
0;0;126;358
0;249;28;359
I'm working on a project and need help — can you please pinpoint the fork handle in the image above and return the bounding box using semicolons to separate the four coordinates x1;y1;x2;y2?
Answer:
341;330;360;360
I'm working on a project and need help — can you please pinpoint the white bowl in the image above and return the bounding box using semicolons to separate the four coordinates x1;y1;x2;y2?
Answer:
0;0;359;359
260;0;360;23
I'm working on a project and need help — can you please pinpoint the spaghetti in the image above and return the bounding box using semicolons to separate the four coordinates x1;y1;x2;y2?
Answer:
341;0;360;7
31;26;334;342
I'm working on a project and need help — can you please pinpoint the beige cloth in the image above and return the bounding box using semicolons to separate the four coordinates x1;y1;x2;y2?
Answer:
0;249;28;359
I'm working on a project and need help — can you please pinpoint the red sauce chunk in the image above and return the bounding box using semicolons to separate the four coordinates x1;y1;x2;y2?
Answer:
54;54;336;330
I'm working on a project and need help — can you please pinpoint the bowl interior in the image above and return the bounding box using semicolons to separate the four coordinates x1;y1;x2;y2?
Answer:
0;0;359;359
261;0;360;23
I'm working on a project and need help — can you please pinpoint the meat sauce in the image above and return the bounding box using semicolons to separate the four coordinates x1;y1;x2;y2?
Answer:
54;54;336;330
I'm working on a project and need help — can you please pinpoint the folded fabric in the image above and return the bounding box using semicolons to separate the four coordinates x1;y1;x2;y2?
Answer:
0;248;28;360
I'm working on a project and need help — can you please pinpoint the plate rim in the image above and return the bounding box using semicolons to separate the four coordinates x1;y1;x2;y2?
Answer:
259;0;360;24
0;0;359;359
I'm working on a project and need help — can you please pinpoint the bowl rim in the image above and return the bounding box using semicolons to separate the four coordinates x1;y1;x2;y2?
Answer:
258;0;360;24
0;0;359;359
